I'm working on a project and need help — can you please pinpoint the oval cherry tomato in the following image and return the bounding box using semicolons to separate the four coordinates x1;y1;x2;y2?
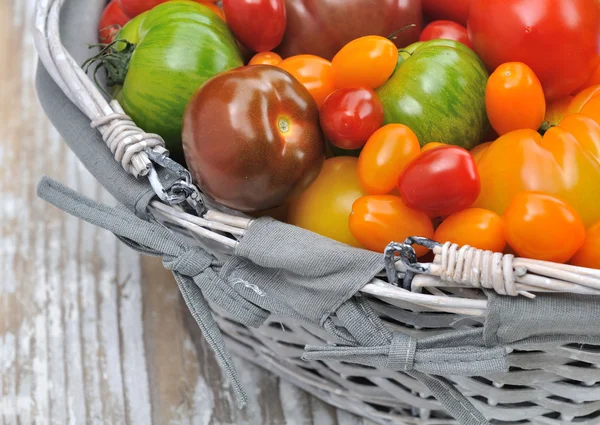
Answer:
319;88;384;150
278;55;336;108
468;0;600;101
332;36;398;90
486;62;546;135
249;51;283;66
503;192;586;263
288;157;367;247
419;20;472;49
571;221;600;269
434;208;506;252
358;124;421;195
223;0;286;52
349;195;433;257
99;1;130;44
545;96;574;126
398;146;481;217
470;141;492;163
422;0;472;26
421;142;445;152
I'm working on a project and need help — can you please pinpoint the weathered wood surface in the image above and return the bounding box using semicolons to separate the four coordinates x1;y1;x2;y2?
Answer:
0;1;377;424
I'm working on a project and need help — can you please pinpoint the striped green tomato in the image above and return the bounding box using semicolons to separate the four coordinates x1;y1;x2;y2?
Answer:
111;1;243;159
376;40;489;150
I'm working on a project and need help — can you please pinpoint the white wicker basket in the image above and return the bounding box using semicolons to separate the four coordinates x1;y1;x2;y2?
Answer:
34;1;600;423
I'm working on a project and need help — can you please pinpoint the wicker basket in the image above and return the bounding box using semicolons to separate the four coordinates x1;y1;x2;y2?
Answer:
34;1;600;424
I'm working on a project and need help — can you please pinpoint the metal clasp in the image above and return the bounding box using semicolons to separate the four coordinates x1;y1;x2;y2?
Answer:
384;237;441;289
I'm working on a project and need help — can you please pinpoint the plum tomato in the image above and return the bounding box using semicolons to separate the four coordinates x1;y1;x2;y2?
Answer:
278;55;336;108
419;20;472;49
571;221;600;269
249;51;283;66
434;208;506;252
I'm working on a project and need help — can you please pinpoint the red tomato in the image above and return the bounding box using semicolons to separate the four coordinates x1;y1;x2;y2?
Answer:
398;146;481;217
319;88;384;150
571;221;600;269
349;195;434;257
419;21;472;49
278;55;336;108
485;62;546;135
468;0;600;101
422;0;471;26
503;192;586;263
434;208;506;252
248;52;283;66
223;0;286;52
117;0;213;17
357;125;421;195
99;1;130;43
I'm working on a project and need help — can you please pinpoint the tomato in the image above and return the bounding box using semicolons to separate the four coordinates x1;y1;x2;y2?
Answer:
422;0;471;26
470;141;492;163
319;88;384;150
202;3;225;21
357;125;420;195
183;66;325;212
376;40;489;150
571;221;600;269
434;208;506;252
398;146;481;217
545;96;574;126
468;0;600;102
485;62;546;135
223;0;286;52
277;55;336;108
288;157;368;247
99;1;131;43
117;0;213;17
349;196;434;257
419;21;472;49
421;142;445;152
503;192;585;263
278;0;421;60
331;36;398;90
568;85;600;126
582;62;600;90
248;52;283;66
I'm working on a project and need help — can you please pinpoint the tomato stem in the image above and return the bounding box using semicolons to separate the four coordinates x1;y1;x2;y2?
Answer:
538;121;555;136
388;24;417;41
82;39;135;94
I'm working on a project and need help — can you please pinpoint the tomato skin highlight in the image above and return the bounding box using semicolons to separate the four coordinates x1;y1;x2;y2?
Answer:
278;55;336;108
485;62;546;135
571;221;600;269
349;195;434;257
503;192;586;263
398;146;481;218
435;208;506;252
420;20;472;49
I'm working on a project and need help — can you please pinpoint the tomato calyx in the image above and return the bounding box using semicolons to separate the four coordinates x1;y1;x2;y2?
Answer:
538;121;556;136
83;40;136;90
278;116;291;134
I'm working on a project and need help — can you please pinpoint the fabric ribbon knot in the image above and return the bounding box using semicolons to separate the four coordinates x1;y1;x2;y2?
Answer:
163;246;214;277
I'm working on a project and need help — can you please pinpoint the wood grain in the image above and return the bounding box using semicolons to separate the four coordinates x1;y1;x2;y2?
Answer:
0;1;375;424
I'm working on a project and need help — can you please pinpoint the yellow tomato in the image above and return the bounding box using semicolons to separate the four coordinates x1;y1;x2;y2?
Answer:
288;157;367;247
470;141;492;163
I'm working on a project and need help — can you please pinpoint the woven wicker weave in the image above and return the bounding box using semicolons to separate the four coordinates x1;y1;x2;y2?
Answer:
34;1;600;423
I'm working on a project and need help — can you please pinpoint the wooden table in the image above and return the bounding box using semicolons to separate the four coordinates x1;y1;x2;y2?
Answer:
0;1;377;423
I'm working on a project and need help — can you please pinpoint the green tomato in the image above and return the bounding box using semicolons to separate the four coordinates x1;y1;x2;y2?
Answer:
106;1;243;159
377;40;489;149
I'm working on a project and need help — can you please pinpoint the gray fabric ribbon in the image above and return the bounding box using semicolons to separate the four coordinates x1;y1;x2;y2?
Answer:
37;177;270;407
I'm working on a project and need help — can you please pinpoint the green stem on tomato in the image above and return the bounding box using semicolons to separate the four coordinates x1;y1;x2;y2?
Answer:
388;24;417;41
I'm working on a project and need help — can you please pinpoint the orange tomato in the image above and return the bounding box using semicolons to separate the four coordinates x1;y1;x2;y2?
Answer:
357;124;421;195
470;141;492;163
580;61;600;90
332;36;398;90
248;51;282;66
485;62;546;135
503;192;585;263
349;195;434;256
571;221;600;269
288;157;367;247
434;208;506;252
421;142;445;152
545;95;574;126
278;55;336;108
568;85;600;126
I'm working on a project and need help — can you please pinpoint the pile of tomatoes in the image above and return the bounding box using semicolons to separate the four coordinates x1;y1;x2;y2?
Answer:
98;0;600;269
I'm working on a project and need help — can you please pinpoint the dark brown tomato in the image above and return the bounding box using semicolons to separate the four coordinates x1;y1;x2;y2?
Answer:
182;65;326;212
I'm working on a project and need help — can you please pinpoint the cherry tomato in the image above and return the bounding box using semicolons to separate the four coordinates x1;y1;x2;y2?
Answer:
419;21;472;49
332;36;398;90
434;208;506;252
422;0;472;26
470;141;492;163
571;221;600;269
349;195;434;257
278;55;336;108
421;142;445;152
319;88;384;150
223;0;286;52
545;96;574;126
398;146;481;217
249;52;283;66
486;62;546;135
288;157;367;247
358;124;420;195
503;192;586;263
468;0;600;101
99;1;130;44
